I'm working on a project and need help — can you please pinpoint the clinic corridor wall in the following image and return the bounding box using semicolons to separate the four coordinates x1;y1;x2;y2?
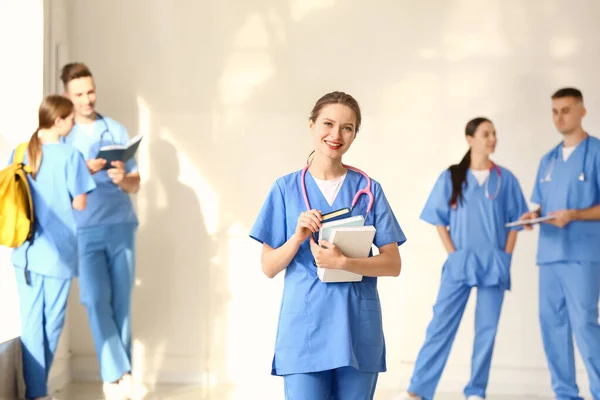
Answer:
0;0;72;395
56;0;600;398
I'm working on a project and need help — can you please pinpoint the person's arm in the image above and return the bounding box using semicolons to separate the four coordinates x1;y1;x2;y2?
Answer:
86;159;107;174
260;209;322;279
119;172;141;194
548;205;600;228
72;194;87;210
436;225;455;253
310;240;401;277
261;235;304;279
519;208;542;230
107;161;140;194
519;157;546;230
573;204;600;221
108;123;141;193
505;230;518;253
67;150;97;210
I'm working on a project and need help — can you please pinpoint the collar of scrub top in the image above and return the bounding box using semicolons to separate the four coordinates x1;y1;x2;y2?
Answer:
301;163;374;218
541;134;590;183
450;162;502;209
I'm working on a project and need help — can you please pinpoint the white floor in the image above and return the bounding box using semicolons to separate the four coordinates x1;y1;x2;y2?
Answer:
53;383;554;400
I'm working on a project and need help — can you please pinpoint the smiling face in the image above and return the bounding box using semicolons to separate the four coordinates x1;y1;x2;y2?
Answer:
466;120;497;157
310;103;357;162
64;76;97;119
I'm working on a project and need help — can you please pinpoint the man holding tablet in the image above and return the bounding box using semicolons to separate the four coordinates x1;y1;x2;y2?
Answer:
520;87;600;400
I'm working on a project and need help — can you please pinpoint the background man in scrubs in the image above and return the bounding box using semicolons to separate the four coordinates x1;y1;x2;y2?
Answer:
521;87;600;400
61;62;141;398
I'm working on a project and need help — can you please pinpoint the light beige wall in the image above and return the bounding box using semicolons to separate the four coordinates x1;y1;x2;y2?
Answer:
58;0;600;397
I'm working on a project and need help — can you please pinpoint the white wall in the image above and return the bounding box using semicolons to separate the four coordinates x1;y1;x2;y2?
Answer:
0;0;44;346
57;0;600;398
0;0;72;390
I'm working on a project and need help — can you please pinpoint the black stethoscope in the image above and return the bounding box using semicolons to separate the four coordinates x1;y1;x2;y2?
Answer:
540;135;589;183
97;113;116;144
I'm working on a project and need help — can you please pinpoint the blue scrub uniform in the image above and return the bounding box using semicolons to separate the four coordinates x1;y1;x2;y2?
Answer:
63;115;139;383
250;169;406;400
408;166;528;400
531;135;600;400
9;144;96;398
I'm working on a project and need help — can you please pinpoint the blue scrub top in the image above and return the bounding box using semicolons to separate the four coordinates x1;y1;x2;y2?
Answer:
9;144;96;279
250;169;406;376
62;115;139;228
420;166;529;290
531;135;600;265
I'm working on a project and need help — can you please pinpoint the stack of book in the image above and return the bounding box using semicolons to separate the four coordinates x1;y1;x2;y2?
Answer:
316;208;376;283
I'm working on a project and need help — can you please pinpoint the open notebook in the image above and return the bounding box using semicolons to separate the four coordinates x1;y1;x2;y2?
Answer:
97;134;143;169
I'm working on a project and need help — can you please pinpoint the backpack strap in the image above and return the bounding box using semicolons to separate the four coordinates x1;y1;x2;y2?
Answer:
13;143;32;173
13;142;36;285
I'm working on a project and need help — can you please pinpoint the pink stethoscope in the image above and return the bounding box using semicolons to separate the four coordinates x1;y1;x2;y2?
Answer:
301;164;374;218
484;163;502;200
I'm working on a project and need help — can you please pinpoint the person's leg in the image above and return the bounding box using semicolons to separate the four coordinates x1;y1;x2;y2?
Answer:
78;226;131;383
559;262;600;400
283;370;332;400
408;277;471;399
15;269;48;398
42;276;71;380
464;286;505;398
332;366;378;400
106;224;137;366
539;263;583;400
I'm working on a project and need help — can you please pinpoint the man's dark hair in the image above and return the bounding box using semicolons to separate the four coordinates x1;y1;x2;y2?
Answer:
552;87;583;102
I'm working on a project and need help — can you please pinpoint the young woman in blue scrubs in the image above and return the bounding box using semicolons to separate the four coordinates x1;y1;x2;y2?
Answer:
520;88;600;400
10;95;96;400
60;62;141;398
398;118;529;400
250;91;406;399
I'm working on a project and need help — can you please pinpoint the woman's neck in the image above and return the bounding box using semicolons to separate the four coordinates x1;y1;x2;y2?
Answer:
470;153;492;170
308;153;346;180
38;128;60;144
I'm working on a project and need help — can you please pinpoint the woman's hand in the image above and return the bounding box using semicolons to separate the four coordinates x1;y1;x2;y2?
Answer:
294;209;322;242
310;238;346;270
518;210;540;231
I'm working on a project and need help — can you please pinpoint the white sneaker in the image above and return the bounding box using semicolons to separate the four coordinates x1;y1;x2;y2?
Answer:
393;392;423;400
467;396;485;400
119;374;149;400
103;382;127;400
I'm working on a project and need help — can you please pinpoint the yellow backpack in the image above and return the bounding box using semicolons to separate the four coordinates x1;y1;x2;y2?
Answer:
0;143;35;248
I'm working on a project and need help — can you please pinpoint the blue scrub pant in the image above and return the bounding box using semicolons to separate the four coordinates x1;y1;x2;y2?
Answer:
539;262;600;400
408;277;505;400
77;223;136;383
283;367;378;399
15;269;71;399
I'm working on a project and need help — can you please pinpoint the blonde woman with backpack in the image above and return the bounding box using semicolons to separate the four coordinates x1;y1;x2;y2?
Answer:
7;95;96;400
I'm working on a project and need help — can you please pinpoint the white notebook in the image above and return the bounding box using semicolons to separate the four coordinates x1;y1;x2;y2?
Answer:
505;215;556;228
318;225;376;283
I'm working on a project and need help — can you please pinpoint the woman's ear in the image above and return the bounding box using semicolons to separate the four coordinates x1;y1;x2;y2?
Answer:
465;135;474;147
